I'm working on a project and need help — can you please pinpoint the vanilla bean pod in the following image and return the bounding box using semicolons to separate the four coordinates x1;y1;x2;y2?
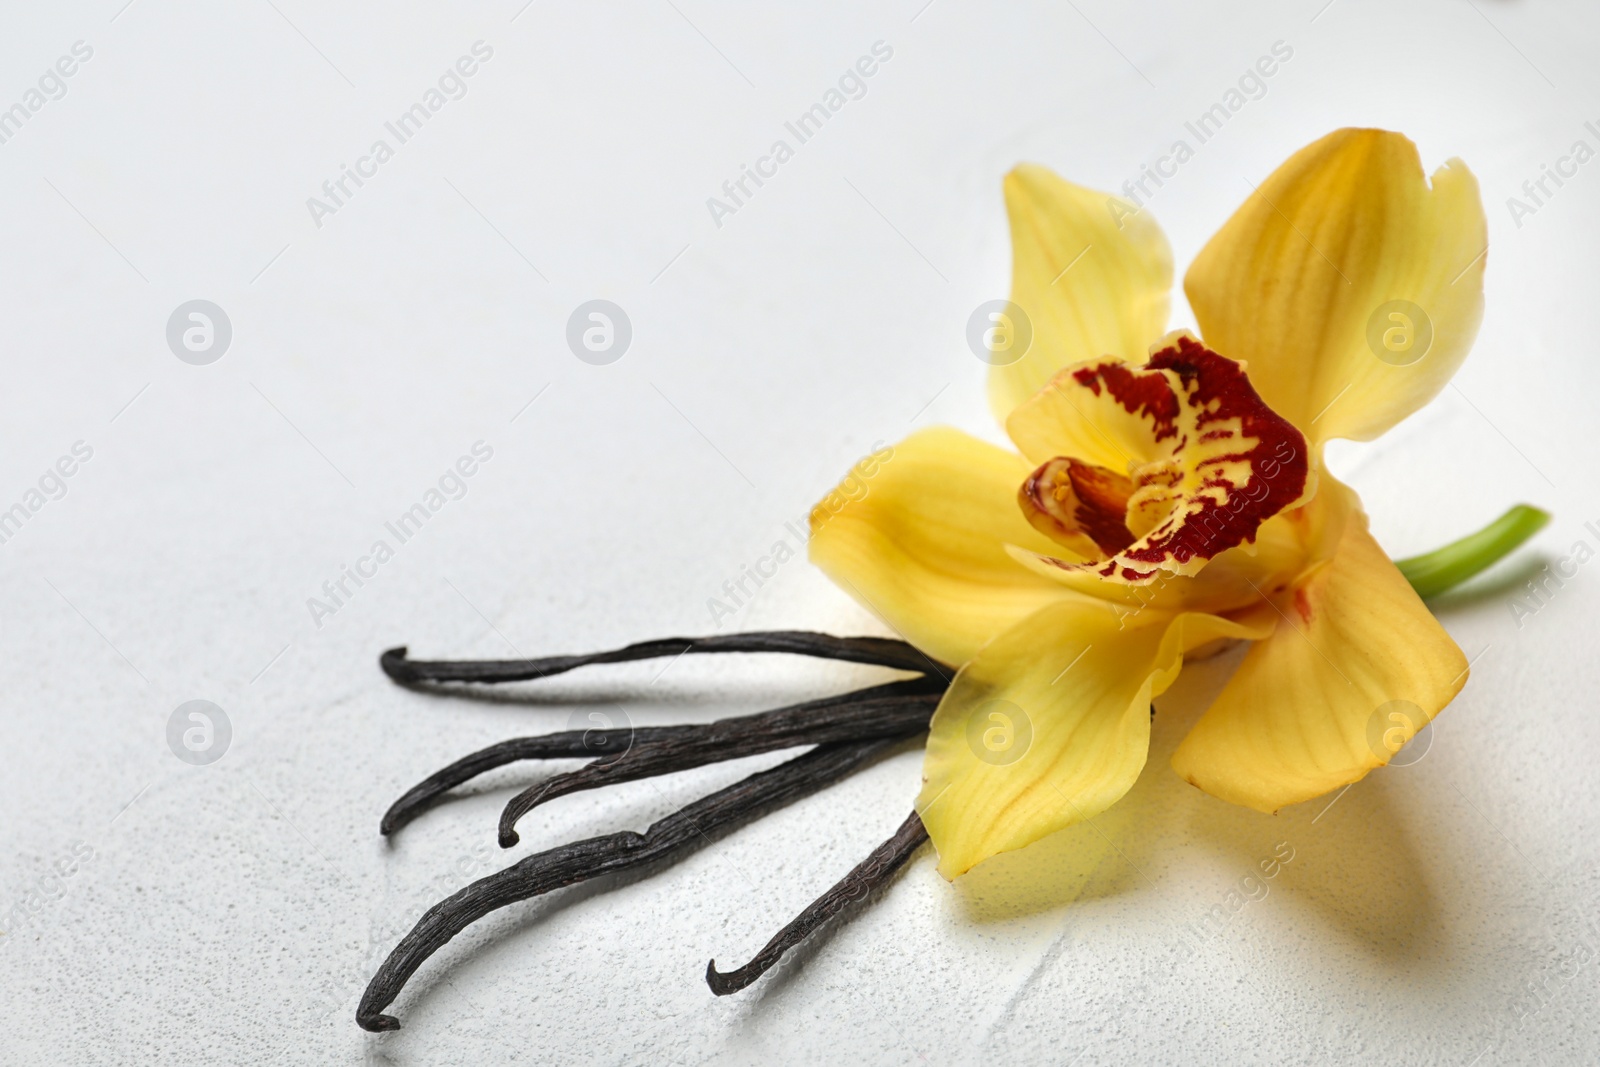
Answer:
358;737;903;1032
380;631;946;687
381;677;944;838
495;679;943;846
706;809;928;995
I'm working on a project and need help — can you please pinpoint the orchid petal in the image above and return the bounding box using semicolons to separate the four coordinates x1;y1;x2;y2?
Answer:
988;165;1172;422
808;427;1070;667
1185;128;1486;445
918;601;1274;878
1171;486;1469;812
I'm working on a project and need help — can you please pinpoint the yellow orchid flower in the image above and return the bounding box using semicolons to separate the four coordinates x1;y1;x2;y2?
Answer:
809;127;1504;879
356;128;1556;1023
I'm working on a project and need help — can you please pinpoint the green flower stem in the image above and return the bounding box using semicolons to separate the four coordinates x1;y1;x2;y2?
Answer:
1395;504;1551;600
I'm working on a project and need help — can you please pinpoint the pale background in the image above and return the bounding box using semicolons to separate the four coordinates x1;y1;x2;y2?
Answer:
1;1;1596;1064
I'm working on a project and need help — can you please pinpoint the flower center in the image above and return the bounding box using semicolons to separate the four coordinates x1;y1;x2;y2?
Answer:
1017;456;1136;557
1015;334;1311;584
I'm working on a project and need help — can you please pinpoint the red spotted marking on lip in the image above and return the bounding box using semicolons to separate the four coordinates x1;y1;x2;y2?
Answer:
1030;553;1157;582
1071;361;1183;443
1019;457;1136;556
1118;335;1308;569
1019;335;1310;585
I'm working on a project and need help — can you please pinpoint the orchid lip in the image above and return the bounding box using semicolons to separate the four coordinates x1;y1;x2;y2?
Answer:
1013;334;1310;585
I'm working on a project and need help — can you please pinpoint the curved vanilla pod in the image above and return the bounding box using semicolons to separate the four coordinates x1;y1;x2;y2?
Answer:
358;738;904;1032
492;678;943;847
380;677;943;837
706;809;928;995
380;632;947;687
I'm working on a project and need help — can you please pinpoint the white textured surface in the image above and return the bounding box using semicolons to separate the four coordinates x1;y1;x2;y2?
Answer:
1;2;1597;1064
